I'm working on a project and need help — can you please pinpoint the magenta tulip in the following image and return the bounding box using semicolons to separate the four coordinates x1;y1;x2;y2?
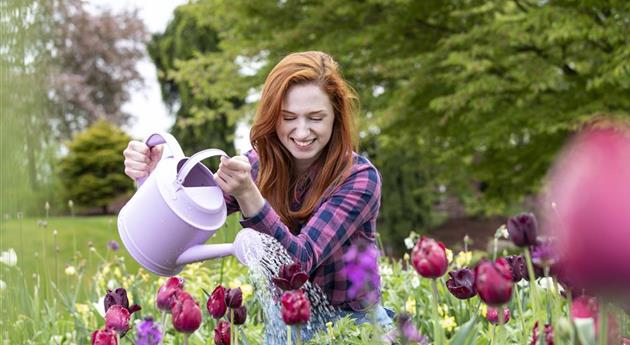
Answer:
272;262;309;291
92;328;118;345
214;320;231;345
486;306;510;325
171;291;202;333
105;305;130;334
507;212;538;247
530;322;554;345
206;284;227;319
446;268;476;299
411;237;448;278
571;295;620;342
225;287;243;308
542;124;630;294
474;258;513;306
280;289;311;325
156;277;183;312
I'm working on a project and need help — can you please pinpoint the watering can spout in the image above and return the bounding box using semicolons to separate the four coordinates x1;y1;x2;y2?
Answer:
175;228;264;268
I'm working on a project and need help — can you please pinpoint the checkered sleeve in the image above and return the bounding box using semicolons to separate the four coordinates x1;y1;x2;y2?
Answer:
239;163;381;275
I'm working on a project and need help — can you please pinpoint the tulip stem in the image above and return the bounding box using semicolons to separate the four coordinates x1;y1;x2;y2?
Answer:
287;324;292;345
490;325;496;345
430;279;444;345
235;325;239;345
497;306;505;345
296;325;302;345
598;302;607;345
160;311;167;335
231;309;235;345
523;248;542;323
183;334;189;345
514;284;527;343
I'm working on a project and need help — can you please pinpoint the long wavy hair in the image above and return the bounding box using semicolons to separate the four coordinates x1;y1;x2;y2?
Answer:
250;51;358;231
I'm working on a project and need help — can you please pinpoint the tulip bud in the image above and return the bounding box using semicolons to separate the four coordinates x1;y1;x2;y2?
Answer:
504;255;526;282
214;320;231;345
105;305;130;334
530;321;554;345
171;291;202;333
486;306;510;325
272;262;309;291
410;237;448;278
225;287;243;308
280;289;311;325
229;306;247;325
207;285;227;319
156;277;183;312
92;328;117;345
507;212;538;247
474;258;513;306
446;268;476;299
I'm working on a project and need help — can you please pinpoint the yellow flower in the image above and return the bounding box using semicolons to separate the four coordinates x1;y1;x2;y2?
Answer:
326;321;334;336
241;284;253;301
403;253;410;262
479;304;487;318
229;279;242;289
75;303;90;315
455;251;472;267
445;249;453;264
405;297;416;315
438;304;449;317
64;266;77;276
441;316;457;332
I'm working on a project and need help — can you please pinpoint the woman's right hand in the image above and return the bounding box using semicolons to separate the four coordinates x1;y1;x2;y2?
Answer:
123;140;164;180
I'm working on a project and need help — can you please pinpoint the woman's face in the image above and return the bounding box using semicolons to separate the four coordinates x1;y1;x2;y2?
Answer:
277;83;335;173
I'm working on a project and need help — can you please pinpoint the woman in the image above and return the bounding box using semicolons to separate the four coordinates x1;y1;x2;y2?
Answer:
123;51;392;331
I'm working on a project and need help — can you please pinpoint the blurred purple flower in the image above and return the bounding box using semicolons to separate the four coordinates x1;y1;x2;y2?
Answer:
396;313;428;344
342;240;380;305
136;317;162;345
532;242;558;269
107;240;119;251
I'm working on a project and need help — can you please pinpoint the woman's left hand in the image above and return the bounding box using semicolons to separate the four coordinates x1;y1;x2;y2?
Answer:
215;155;256;199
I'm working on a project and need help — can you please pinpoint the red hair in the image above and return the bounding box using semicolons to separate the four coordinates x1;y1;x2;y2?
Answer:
250;51;358;231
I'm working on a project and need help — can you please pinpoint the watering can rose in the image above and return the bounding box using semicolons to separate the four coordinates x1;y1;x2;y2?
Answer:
411;237;448;278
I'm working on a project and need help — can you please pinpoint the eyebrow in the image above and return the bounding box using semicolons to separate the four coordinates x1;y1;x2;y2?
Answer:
281;109;327;115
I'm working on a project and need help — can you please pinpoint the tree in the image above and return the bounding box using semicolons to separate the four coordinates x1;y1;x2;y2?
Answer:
147;2;241;156
47;0;148;140
58;120;134;214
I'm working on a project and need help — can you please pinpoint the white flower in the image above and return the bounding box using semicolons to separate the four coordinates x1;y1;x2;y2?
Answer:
379;264;393;276
411;276;420;289
64;266;76;276
51;335;62;344
93;296;106;318
0;248;17;266
106;279;117;290
404;237;415;250
0;280;6;291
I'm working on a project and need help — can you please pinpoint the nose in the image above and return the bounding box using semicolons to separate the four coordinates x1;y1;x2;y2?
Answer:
293;118;311;139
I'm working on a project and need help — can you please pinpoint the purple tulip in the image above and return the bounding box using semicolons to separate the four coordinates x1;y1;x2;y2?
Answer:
272;262;309;291
474;258;513;306
342;240;380;305
486;306;510;325
135;317;162;345
104;288;141;314
280;289;310;325
214;320;230;345
206;284;227;319
228;306;247;325
507;212;538;247
92;328;117;345
225;287;243;308
396;313;428;344
504;255;526;282
411;237;448;278
446;268;476;299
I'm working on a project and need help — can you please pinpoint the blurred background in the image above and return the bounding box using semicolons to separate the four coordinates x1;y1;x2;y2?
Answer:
2;0;630;266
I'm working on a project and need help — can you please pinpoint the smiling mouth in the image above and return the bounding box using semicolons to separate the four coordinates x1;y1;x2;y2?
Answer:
292;138;316;147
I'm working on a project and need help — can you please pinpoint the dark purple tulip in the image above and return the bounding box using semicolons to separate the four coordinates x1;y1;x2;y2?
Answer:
474;258;513;306
92;328;117;345
156;277;183;312
272;262;309;291
486;306;510;325
504;255;526;282
104;288;141;314
411;237;448;278
228;306;247;325
225;287;243;308
206;285;227;319
530;321;554;345
446;268;476;299
105;305;130;334
507;212;538;247
171;291;202;334
280;289;310;325
396;313;428;344
214;320;230;345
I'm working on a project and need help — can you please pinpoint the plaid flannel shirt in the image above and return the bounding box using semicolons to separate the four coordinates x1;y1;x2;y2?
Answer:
223;149;382;311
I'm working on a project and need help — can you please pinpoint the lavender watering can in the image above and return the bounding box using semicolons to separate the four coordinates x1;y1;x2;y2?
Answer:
117;132;263;276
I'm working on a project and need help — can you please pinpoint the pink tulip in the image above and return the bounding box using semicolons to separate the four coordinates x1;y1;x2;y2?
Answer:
543;124;630;294
171;291;202;333
92;328;117;345
486;306;510;325
105;305;130;334
530;322;554;345
156;277;183;312
571;295;620;342
474;258;513;306
280;289;310;325
214;320;231;345
411;237;448;278
206;285;227;319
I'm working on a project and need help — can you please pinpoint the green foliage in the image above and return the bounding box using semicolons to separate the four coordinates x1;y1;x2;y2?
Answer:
58;121;133;213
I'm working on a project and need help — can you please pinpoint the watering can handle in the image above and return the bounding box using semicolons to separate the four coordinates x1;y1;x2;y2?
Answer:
175;148;229;188
136;132;185;186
